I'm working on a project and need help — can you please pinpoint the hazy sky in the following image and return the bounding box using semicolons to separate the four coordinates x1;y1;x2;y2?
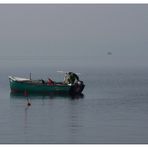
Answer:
0;4;148;57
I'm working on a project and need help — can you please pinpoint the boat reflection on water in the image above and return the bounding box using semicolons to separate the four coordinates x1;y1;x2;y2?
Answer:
10;91;84;100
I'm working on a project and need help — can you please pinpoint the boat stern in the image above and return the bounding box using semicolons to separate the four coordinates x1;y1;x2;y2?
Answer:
70;81;85;94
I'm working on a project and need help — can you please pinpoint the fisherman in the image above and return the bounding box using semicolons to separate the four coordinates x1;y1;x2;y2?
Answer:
47;78;54;85
64;72;79;84
64;73;70;84
69;72;79;84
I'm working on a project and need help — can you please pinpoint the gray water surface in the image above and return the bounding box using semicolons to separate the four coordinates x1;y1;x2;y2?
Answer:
0;56;148;143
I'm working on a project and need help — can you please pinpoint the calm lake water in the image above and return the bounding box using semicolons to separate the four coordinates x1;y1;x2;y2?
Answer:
0;56;148;143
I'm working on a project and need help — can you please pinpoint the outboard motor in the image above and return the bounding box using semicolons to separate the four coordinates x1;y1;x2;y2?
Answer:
70;80;85;94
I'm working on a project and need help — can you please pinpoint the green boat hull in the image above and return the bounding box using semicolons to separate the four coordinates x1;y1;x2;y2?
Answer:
9;76;85;95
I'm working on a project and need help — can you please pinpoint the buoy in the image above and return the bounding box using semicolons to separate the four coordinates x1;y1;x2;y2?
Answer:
27;102;31;106
27;98;31;106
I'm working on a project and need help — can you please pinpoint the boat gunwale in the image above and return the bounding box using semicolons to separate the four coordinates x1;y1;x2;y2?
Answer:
9;76;70;87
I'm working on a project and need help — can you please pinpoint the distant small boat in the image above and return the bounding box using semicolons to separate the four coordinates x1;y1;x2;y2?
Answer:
107;51;112;55
8;72;85;95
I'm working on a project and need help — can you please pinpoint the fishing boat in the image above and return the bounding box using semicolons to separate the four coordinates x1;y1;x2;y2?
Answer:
8;72;85;95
